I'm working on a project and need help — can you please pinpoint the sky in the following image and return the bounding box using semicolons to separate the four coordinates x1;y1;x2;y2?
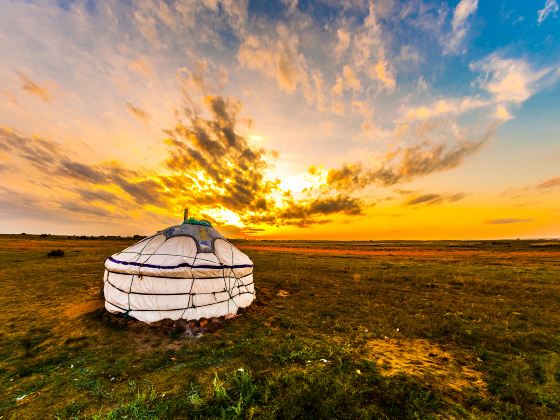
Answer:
0;0;559;239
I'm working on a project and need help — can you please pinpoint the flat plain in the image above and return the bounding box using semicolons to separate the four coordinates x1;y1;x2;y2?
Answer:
1;235;560;419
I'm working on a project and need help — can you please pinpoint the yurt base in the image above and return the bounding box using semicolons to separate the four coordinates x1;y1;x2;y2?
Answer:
93;301;257;338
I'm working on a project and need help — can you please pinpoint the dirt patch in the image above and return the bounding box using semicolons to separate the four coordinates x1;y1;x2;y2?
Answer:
366;338;486;394
64;299;104;318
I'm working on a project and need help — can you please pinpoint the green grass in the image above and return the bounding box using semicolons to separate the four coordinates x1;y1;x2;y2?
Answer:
0;235;559;418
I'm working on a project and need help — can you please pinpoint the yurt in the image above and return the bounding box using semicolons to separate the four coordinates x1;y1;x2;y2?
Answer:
103;212;255;323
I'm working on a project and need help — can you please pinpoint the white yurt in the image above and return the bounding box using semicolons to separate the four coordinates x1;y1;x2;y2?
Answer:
103;213;255;323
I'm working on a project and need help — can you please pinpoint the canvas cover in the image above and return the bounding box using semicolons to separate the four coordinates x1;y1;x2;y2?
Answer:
103;224;255;323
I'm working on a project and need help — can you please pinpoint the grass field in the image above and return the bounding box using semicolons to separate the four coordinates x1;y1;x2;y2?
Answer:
1;235;560;419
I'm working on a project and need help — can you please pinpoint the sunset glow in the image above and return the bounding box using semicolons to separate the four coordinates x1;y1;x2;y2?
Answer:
0;0;559;239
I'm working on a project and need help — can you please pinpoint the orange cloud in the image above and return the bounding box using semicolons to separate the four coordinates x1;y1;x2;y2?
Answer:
485;218;533;224
325;126;492;191
237;25;319;106
537;176;560;189
126;102;150;123
0;93;366;229
406;193;465;206
373;59;395;92
17;72;51;102
332;65;361;95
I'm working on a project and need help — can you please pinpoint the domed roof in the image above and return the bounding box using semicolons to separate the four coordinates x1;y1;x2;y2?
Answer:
157;223;227;253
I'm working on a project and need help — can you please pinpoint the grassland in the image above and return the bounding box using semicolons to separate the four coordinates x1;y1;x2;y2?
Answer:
1;235;560;419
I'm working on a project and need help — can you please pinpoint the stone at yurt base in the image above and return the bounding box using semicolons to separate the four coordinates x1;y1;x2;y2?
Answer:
103;216;255;323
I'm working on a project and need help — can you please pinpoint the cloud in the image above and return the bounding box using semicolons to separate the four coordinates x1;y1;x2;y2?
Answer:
373;58;396;92
376;136;490;186
332;65;361;96
444;0;478;54
537;0;559;24
326;121;495;190
133;7;161;49
128;58;154;78
404;97;488;121
163;95;277;212
3;84;491;230
178;58;229;93
473;54;551;105
406;192;465;206
129;1;248;52
307;195;362;216
17;72;51;102
57;160;109;183
0;125;63;171
404;54;552;123
161;94;363;226
507;181;558;201
485;218;533;225
59;200;115;217
334;29;351;59
537;176;560;189
406;193;441;206
0;125;158;209
238;25;310;95
398;45;421;64
345;1;396;95
113;177;167;206
0;186;123;224
281;0;299;15
246;194;363;227
494;105;512;121
0;187;67;222
126;102;150;123
350;1;384;69
75;188;121;203
218;0;249;36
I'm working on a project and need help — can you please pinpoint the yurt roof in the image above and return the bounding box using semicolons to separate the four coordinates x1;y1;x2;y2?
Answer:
156;221;225;253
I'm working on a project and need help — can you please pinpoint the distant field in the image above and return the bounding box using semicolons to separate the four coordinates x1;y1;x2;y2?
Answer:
1;235;560;418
